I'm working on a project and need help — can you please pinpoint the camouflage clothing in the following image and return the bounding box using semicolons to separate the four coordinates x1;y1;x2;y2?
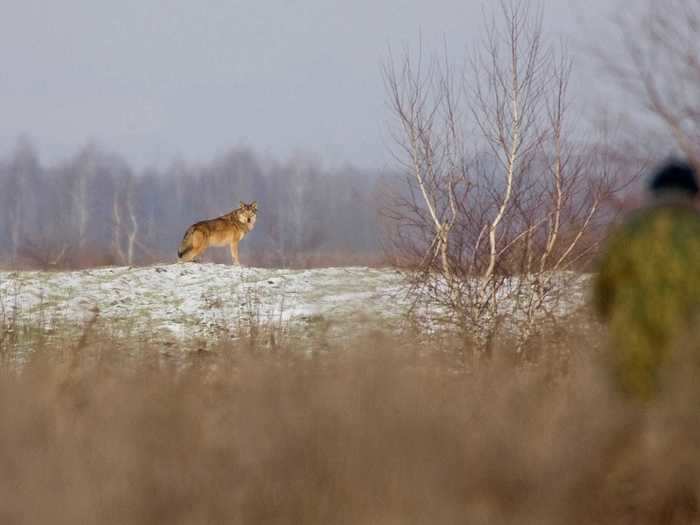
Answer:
594;197;700;400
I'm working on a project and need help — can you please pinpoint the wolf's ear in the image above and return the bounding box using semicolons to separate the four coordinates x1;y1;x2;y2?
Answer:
240;201;245;208
251;201;258;210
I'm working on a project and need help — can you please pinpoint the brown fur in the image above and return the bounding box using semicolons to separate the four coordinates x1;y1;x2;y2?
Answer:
178;201;258;265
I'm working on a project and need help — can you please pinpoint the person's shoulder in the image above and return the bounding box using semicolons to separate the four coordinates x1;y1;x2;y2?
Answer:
627;201;700;226
651;202;700;227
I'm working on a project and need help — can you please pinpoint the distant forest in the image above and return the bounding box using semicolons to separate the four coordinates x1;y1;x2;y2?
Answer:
0;141;385;269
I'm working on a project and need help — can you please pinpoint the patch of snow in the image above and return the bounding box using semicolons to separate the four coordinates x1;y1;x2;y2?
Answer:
0;265;589;344
0;265;410;341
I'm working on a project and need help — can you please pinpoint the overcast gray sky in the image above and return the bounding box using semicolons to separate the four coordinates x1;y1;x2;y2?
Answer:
0;0;622;169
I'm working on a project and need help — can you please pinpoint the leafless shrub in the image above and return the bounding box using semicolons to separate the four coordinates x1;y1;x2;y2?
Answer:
382;0;633;351
233;280;288;348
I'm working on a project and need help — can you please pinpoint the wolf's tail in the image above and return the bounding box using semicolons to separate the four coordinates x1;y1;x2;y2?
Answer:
177;226;195;259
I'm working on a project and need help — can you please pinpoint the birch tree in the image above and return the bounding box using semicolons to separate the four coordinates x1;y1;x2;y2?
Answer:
383;0;619;353
606;0;700;165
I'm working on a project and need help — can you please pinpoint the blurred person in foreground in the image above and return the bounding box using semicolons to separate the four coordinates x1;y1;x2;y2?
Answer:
594;160;700;401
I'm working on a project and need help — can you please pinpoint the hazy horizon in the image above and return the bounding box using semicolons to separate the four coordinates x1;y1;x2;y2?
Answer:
1;0;625;170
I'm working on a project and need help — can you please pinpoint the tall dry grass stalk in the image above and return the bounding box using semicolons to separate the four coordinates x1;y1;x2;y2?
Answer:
1;325;700;524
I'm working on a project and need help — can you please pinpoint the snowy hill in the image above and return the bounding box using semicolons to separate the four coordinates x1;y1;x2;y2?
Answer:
0;264;591;351
0;265;410;343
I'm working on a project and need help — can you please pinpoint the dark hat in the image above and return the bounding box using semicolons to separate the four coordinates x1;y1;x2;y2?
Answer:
649;160;699;196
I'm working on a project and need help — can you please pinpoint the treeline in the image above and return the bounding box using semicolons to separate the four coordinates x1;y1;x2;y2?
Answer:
0;141;384;269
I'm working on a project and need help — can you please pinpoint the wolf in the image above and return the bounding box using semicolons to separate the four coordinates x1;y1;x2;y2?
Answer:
178;201;258;265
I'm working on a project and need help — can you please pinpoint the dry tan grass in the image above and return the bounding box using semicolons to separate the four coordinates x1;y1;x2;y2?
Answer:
0;326;699;524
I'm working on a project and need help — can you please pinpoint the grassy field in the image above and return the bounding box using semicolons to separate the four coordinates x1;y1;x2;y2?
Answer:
0;268;698;524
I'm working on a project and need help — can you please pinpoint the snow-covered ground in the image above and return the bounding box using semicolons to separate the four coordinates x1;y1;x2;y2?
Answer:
0;264;591;348
0;265;411;343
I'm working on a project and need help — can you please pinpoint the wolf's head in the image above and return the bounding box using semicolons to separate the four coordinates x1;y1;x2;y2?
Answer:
237;201;258;229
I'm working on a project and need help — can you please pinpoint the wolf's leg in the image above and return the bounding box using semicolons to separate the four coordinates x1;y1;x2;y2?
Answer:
191;247;206;263
180;245;204;262
183;231;208;263
230;242;240;266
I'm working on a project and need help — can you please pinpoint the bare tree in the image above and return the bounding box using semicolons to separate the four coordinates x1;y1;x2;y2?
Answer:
471;2;549;284
383;42;462;280
383;0;622;353
111;173;142;266
603;0;700;165
3;141;41;263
